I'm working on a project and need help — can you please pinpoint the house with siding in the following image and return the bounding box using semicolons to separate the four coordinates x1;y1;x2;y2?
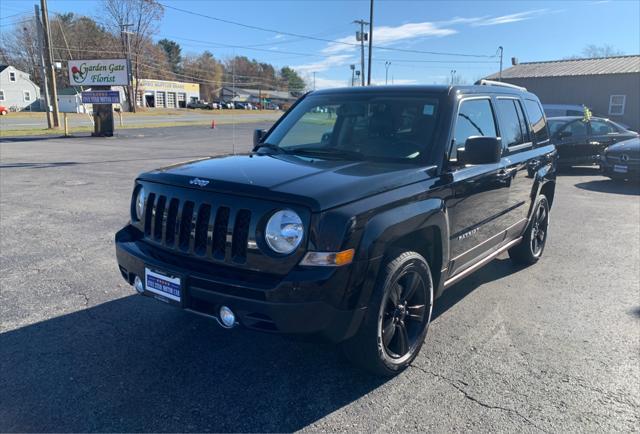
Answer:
0;65;41;111
485;55;640;131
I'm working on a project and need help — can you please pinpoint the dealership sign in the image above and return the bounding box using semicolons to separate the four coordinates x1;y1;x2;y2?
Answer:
81;91;121;104
68;59;128;86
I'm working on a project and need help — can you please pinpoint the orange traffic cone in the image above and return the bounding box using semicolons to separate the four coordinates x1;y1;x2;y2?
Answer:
211;119;216;129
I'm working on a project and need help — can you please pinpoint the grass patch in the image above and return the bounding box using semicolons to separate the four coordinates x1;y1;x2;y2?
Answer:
0;115;280;138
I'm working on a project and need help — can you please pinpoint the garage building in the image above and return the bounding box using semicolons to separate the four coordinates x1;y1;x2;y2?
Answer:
484;55;640;131
135;79;200;109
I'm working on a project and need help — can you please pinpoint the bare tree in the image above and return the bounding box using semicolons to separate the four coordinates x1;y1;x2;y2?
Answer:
566;44;625;60
102;0;164;107
0;18;43;86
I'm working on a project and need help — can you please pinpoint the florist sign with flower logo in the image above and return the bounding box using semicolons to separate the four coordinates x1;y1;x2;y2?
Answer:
68;59;128;86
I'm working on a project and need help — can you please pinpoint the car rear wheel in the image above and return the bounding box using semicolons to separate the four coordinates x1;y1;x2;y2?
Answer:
342;251;433;376
509;194;550;265
0;110;7;115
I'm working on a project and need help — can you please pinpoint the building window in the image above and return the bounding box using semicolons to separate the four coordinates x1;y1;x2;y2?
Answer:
9;72;16;81
0;90;4;101
24;91;31;102
609;95;626;116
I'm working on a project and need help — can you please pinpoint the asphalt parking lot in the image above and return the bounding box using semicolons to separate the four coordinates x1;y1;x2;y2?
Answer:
1;124;639;432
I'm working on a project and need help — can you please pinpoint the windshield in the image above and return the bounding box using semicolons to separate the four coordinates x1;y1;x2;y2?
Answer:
264;93;442;162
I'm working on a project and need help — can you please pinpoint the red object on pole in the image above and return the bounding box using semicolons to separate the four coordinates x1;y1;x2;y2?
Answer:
211;119;216;129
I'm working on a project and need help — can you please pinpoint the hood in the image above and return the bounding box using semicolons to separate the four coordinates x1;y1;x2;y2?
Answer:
138;153;429;211
606;137;640;155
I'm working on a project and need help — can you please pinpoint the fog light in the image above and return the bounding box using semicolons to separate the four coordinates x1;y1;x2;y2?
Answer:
219;305;236;328
133;275;144;294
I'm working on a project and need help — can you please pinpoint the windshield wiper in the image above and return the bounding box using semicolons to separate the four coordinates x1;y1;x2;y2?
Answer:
253;143;287;154
289;147;365;160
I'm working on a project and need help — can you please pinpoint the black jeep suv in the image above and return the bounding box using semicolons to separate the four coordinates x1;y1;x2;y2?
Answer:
116;82;557;375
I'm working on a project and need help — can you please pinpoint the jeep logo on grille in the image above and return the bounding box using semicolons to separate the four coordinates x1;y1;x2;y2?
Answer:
189;178;210;187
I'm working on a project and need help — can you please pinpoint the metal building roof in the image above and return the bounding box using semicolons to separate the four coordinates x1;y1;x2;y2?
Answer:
486;55;640;79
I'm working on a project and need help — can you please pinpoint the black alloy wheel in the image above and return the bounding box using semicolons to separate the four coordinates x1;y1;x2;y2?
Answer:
509;194;550;265
379;268;429;361
530;200;549;258
342;251;433;376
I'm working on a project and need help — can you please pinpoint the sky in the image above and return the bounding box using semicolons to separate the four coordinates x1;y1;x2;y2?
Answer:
1;0;639;89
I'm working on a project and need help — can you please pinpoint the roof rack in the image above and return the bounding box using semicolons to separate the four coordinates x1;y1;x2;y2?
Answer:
474;79;527;91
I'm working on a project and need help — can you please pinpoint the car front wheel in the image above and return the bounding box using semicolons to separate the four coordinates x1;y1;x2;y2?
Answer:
342;251;433;376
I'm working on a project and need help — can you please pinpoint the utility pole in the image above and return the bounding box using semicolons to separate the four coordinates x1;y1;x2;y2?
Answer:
353;19;368;86
312;72;316;90
40;0;59;128
34;5;52;128
498;46;504;81
120;23;135;112
350;64;355;86
450;69;457;85
367;0;374;86
385;61;391;85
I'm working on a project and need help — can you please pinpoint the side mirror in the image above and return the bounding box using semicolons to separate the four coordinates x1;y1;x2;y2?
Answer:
253;129;267;147
459;136;501;165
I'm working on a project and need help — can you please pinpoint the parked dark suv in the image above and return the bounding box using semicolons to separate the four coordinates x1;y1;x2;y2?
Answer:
548;116;638;167
115;81;557;375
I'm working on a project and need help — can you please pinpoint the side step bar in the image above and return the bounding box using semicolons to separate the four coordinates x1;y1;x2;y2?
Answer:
444;237;523;288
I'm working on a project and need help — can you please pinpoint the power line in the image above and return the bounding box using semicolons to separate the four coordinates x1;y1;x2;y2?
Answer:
0;11;32;21
0;19;32;28
159;2;497;58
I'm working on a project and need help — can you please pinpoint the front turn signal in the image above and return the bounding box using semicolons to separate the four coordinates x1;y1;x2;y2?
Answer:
300;249;355;267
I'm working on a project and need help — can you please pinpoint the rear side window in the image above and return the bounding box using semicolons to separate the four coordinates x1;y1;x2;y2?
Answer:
524;99;549;144
590;119;616;135
496;98;530;148
552;119;588;139
451;98;497;160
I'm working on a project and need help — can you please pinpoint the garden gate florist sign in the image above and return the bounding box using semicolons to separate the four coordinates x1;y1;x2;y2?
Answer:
68;59;128;86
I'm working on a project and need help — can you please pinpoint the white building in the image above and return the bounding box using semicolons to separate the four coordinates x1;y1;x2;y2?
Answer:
0;65;41;111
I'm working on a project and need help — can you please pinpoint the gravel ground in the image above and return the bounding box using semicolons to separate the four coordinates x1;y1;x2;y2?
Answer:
1;125;638;432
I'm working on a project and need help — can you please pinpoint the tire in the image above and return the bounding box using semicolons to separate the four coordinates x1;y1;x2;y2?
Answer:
342;251;434;376
509;194;550;265
0;110;6;115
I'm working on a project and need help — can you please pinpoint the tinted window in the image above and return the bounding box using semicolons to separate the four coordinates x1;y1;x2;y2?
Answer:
496;99;526;147
524;99;549;144
551;119;588;139
590;119;615;135
451;98;497;159
268;94;442;161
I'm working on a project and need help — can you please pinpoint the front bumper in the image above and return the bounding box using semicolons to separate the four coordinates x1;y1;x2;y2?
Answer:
115;225;369;342
599;155;640;179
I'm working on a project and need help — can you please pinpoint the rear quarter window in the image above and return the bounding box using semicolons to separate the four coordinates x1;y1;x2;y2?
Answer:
524;99;550;144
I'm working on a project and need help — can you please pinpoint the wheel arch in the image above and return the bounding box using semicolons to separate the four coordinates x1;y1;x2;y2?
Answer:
356;198;449;304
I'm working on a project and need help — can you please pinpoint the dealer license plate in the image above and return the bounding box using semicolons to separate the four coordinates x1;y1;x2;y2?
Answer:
145;268;181;302
613;164;628;173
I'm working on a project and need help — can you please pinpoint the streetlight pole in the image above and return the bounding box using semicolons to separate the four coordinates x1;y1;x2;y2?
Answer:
350;64;355;86
353;19;369;86
385;61;391;85
120;23;135;112
367;0;374;86
498;46;504;81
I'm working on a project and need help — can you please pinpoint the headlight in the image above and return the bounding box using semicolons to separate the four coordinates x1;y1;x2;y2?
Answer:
265;209;303;254
135;186;145;220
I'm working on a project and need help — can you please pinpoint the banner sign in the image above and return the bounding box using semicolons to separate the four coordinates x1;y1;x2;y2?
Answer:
69;59;128;86
81;91;121;104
